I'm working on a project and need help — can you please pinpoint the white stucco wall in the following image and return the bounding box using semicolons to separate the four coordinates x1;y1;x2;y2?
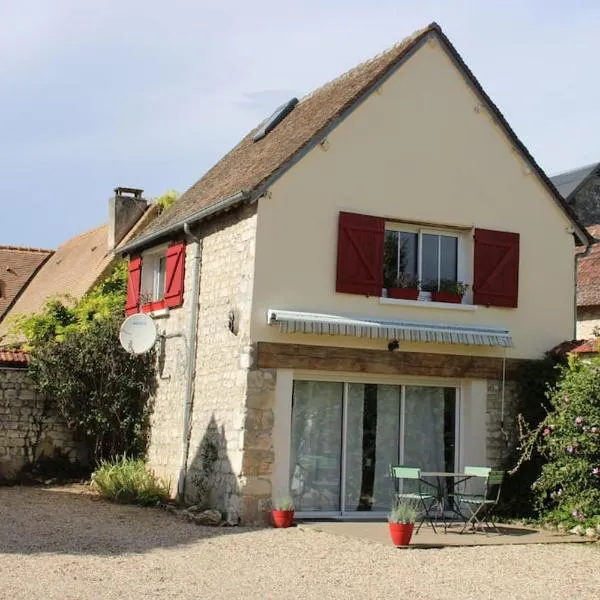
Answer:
251;36;576;360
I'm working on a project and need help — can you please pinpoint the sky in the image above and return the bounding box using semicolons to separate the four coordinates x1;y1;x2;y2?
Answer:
2;0;600;249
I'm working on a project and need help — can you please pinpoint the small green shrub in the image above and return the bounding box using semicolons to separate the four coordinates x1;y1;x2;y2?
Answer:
388;499;418;524
91;456;170;505
273;496;294;511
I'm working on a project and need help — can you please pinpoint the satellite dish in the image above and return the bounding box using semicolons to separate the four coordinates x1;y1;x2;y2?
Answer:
119;313;158;355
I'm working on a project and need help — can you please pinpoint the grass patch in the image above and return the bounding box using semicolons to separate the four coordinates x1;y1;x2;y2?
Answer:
91;456;170;505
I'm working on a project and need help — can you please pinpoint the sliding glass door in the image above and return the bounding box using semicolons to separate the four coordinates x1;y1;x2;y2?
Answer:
290;380;458;515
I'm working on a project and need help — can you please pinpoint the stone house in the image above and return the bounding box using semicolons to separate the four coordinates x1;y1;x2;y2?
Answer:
551;164;600;338
0;188;156;478
0;188;154;344
119;23;591;523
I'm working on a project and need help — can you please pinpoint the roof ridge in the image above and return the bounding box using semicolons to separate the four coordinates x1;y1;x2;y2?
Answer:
298;23;437;106
0;245;53;253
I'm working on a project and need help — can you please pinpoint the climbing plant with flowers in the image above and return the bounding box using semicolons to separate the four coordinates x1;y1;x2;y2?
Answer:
516;353;600;528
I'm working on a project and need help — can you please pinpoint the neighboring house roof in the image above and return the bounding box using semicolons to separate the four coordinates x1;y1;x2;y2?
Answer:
551;163;600;201
0;349;30;368
0;205;158;344
577;224;600;306
0;246;53;322
570;339;598;355
122;22;592;254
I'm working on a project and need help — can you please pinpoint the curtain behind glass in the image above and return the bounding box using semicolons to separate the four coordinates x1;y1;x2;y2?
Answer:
290;381;343;512
403;386;446;472
345;384;400;512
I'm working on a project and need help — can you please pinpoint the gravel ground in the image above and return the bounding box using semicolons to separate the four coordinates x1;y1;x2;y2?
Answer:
0;485;597;600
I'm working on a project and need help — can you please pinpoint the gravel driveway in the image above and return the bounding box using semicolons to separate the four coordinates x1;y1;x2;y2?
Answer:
0;485;597;600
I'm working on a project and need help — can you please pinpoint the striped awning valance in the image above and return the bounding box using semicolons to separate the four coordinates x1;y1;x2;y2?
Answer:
267;309;513;348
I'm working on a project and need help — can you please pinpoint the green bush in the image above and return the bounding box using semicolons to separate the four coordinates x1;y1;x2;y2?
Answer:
27;312;157;462
518;354;600;528
91;456;170;505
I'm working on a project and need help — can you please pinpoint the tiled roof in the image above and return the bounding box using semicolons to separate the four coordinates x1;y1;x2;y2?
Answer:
0;205;159;345
578;224;600;307
0;349;30;367
0;246;52;322
126;22;591;250
570;339;598;354
551;163;600;201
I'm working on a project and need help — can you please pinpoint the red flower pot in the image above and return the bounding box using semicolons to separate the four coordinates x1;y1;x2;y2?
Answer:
431;291;463;304
141;300;166;313
387;288;419;300
388;522;414;546
271;509;295;528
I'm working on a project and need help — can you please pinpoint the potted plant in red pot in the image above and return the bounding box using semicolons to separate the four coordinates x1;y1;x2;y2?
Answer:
388;500;417;547
386;273;420;301
427;279;469;304
271;496;295;528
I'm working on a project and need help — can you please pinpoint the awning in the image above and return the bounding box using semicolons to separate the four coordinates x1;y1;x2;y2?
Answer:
267;309;513;348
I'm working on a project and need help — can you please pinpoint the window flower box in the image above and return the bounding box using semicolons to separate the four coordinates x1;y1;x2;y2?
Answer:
142;300;166;313
387;287;420;300
431;291;462;304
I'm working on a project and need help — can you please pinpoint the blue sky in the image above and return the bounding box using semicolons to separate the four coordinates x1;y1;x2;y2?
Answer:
2;1;600;248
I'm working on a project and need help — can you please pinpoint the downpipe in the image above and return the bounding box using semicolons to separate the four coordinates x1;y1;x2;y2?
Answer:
176;222;202;502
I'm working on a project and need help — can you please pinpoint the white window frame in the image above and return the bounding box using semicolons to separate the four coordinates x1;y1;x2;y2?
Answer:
384;223;470;303
280;371;463;519
141;244;168;303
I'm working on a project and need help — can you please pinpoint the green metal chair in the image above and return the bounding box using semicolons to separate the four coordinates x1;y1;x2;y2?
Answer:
389;465;438;534
455;468;504;534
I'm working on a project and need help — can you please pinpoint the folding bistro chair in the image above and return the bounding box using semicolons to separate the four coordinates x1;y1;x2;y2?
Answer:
455;468;504;534
389;465;438;534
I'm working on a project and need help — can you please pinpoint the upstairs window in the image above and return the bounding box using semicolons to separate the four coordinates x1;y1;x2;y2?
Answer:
383;227;458;291
125;241;186;315
336;211;519;308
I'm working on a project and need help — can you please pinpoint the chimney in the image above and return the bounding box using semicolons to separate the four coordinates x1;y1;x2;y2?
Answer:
108;187;147;251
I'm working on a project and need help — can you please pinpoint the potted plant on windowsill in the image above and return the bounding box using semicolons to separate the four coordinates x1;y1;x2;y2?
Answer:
271;496;295;528
386;273;420;301
427;279;469;304
388;500;417;547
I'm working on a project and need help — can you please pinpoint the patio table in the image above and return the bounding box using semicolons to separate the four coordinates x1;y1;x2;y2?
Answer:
420;471;476;532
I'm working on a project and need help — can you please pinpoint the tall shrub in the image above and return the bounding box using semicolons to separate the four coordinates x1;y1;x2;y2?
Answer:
28;312;156;462
14;262;157;463
518;354;600;527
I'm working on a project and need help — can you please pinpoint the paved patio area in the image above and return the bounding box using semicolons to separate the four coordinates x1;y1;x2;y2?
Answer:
298;520;593;548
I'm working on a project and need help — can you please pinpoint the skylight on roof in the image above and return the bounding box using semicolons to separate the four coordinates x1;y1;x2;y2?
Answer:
253;98;299;142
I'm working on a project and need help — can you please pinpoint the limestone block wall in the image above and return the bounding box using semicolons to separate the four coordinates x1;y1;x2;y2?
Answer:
185;205;258;523
486;379;520;468
0;368;83;479
145;239;196;492
577;306;600;339
145;204;259;522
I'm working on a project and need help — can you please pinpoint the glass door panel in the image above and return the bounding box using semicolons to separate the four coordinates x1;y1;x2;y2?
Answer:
344;383;401;512
403;386;457;498
289;381;343;512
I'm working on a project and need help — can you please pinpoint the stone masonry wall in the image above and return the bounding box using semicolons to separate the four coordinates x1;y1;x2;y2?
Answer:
146;204;259;523
145;236;196;493
577;306;600;339
185;204;257;523
0;368;83;480
486;379;520;468
569;175;600;227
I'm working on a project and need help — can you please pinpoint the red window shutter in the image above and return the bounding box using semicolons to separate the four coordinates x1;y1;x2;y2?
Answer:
164;241;186;308
336;212;385;296
473;228;519;308
125;256;142;316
